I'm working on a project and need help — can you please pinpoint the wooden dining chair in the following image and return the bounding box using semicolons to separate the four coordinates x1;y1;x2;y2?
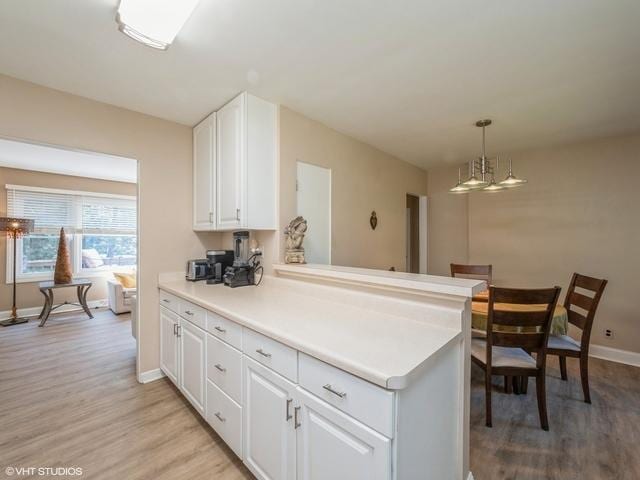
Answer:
451;264;492;301
471;285;561;430
546;273;607;404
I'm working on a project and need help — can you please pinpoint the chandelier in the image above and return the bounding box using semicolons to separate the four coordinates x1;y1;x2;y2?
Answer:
450;119;527;194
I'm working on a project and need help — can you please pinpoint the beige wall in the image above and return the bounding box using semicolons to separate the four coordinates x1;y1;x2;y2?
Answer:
427;166;469;276
0;74;222;374
279;107;429;271
0;167;136;312
428;133;640;354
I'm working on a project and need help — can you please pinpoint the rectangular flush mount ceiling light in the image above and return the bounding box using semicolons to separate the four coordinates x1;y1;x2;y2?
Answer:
116;0;201;50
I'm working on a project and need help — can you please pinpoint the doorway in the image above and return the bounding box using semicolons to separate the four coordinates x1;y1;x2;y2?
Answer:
406;194;428;274
296;161;331;264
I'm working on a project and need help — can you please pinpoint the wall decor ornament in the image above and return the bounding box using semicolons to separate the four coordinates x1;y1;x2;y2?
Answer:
370;211;378;230
284;216;307;264
54;227;73;284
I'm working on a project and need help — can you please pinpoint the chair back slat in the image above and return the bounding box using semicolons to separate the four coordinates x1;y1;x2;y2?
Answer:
450;264;492;284
492;310;549;328
492;332;546;350
574;274;606;292
491;287;560;305
563;273;608;350
568;291;594;312
567;309;587;330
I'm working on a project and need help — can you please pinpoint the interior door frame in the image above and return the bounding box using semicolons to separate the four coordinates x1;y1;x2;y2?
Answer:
406;192;428;274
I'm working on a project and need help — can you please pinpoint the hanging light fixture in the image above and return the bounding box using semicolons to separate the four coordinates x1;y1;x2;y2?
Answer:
499;158;528;188
450;168;471;194
449;119;528;193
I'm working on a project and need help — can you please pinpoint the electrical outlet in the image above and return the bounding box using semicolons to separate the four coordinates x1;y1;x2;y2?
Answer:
605;329;613;338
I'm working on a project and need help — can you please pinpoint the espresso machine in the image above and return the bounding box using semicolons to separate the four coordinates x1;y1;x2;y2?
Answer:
223;231;262;288
206;250;234;284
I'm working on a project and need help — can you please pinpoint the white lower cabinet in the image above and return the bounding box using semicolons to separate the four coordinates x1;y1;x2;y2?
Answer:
207;380;243;458
179;319;207;416
160;292;394;480
295;387;391;480
243;356;297;480
160;306;180;386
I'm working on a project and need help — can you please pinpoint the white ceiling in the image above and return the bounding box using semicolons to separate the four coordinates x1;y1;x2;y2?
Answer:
0;138;137;183
1;0;639;170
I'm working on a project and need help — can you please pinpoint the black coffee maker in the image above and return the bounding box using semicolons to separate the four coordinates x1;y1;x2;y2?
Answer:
223;231;262;288
206;250;234;284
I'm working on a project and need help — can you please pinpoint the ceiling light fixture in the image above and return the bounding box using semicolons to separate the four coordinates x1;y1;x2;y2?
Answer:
450;119;527;194
116;0;201;50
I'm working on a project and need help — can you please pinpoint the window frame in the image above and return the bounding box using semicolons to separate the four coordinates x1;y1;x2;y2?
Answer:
5;185;136;284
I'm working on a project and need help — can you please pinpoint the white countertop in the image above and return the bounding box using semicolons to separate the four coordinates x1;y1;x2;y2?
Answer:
159;268;475;389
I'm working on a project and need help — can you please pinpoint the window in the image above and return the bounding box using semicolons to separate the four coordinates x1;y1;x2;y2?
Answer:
6;185;136;282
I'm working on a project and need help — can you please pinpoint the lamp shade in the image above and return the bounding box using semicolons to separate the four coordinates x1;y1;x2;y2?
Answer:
0;217;35;237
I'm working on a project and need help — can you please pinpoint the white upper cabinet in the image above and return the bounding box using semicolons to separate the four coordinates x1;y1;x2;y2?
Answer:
193;92;277;231
216;93;245;230
193;112;216;231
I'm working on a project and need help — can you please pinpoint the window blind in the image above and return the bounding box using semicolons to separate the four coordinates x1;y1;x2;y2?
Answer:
6;186;136;235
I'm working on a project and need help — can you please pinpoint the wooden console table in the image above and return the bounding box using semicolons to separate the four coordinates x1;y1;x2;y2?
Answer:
38;279;93;327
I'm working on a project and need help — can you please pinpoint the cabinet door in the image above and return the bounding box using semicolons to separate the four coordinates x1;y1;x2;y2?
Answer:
193;113;216;230
296;387;391;480
179;319;207;416
243;356;296;480
160;306;179;387
216;93;246;229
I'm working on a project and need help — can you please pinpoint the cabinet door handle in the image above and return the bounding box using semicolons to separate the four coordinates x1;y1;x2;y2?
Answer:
184;310;193;316
322;384;347;399
173;324;178;336
256;348;272;358
162;299;170;304
214;326;226;333
236;208;240;221
176;325;181;337
209;212;214;223
214;364;226;373
214;412;226;423
294;406;301;429
286;399;293;421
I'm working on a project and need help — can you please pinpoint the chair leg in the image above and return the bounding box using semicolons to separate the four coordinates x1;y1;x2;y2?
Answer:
580;354;591;404
505;376;512;394
536;373;549;431
521;376;528;394
559;356;568;381
485;371;492;428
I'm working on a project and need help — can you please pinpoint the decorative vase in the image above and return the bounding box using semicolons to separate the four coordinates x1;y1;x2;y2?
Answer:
54;227;73;284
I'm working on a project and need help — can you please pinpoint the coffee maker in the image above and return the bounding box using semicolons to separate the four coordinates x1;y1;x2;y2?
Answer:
223;231;262;288
206;250;234;284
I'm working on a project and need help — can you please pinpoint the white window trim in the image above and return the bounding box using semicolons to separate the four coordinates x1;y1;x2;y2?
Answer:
5;185;136;284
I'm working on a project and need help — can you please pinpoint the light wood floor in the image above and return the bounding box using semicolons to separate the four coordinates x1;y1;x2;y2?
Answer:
0;309;252;480
1;310;638;480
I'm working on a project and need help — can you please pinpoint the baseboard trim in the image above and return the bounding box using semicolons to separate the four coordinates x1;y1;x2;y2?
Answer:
0;299;109;321
590;344;640;368
138;368;165;384
467;471;475;480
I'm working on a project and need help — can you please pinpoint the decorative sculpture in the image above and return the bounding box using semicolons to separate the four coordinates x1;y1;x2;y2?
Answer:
54;228;73;284
370;211;378;230
284;216;307;264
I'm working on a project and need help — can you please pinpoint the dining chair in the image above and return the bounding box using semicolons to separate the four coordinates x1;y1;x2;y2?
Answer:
546;273;608;404
450;263;492;301
471;285;561;430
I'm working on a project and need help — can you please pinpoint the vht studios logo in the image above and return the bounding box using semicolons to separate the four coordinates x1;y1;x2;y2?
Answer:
5;466;83;476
